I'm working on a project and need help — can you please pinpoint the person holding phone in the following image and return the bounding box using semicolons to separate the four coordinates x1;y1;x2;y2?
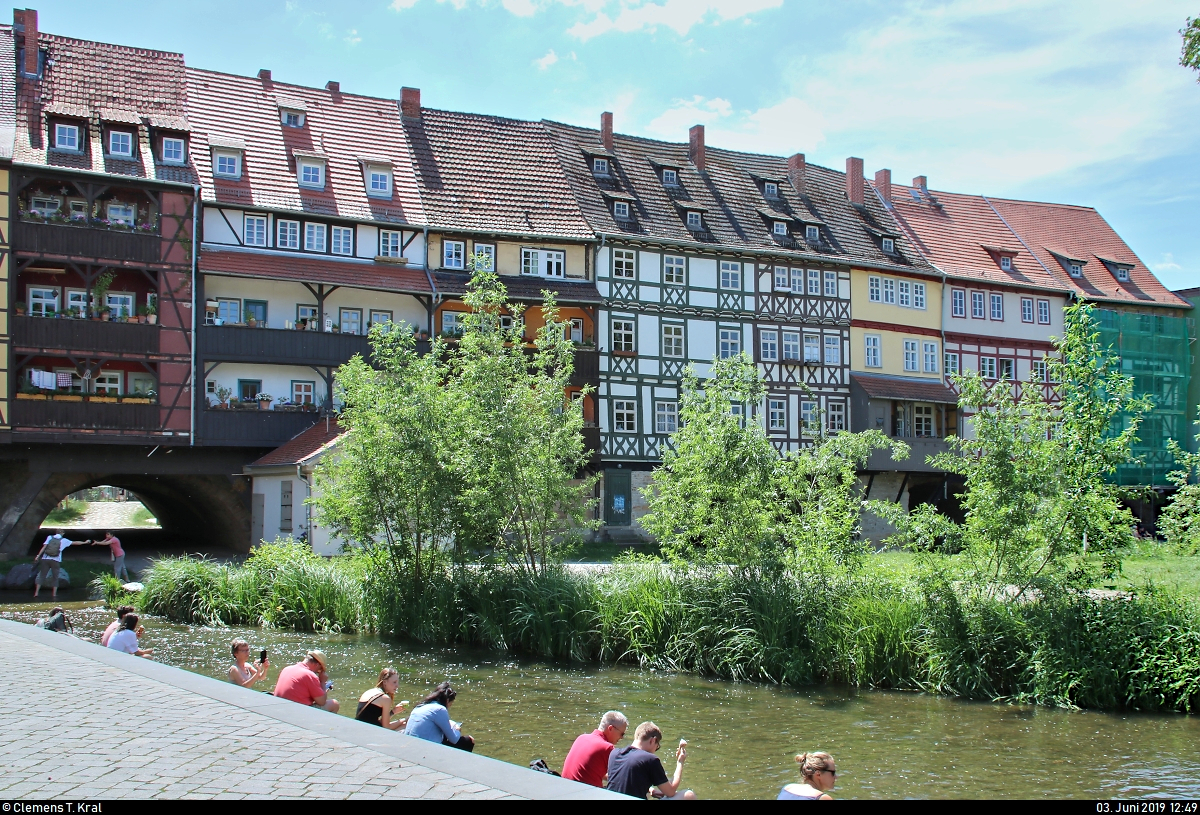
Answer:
607;722;695;800
228;639;269;688
355;667;407;730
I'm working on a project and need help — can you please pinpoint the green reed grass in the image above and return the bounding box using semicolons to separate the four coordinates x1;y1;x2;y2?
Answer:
130;544;1200;713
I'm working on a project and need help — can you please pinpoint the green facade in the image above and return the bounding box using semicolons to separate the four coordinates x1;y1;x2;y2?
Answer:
1097;307;1192;486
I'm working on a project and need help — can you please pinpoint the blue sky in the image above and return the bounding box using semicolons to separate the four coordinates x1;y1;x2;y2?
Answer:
27;0;1200;290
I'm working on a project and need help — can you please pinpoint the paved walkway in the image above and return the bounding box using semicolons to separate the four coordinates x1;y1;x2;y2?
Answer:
0;620;615;800
43;500;158;529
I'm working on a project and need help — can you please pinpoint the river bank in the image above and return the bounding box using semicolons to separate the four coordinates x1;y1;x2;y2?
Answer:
3;602;1198;799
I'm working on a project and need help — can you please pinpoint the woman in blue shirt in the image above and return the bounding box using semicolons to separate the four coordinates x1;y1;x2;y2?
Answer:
403;682;475;752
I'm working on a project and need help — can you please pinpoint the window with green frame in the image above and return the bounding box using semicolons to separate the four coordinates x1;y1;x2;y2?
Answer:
238;379;262;402
244;300;267;324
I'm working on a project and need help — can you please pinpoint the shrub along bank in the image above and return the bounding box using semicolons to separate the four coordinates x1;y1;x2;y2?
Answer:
127;544;1200;714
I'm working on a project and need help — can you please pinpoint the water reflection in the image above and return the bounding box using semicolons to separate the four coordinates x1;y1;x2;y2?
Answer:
5;602;1198;799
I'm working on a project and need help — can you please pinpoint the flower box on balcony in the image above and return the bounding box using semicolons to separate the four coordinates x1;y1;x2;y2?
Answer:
88;395;118;403
121;397;151;404
16;392;47;400
52;394;83;402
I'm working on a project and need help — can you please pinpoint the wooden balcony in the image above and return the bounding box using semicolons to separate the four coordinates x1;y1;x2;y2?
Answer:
199;326;439;367
15;220;162;264
199;408;323;447
10;398;160;431
571;348;600;388
11;315;160;355
865;438;951;473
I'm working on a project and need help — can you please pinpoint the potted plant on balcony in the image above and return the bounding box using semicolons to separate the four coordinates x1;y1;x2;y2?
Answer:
91;271;114;321
214;385;232;409
245;308;257;328
135;305;147;324
255;392;272;411
14;302;25;316
146;303;158;325
17;382;46;400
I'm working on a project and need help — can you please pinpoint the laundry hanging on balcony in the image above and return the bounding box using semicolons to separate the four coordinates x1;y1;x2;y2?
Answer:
29;370;57;390
57;372;74;389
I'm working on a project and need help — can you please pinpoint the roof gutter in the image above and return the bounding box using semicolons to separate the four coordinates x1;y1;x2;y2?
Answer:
422;225;438;336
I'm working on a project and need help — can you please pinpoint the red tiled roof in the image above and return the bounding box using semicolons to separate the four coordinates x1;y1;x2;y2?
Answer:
248;417;344;467
986;197;1189;308
185;69;426;225
13;33;194;184
0;26;15;159
405;109;594;240
883;184;1067;293
851;373;958;404
200;249;433;295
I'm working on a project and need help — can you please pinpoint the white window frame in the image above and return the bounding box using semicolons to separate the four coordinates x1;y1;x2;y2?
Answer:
868;275;881;302
774;266;789;291
764;181;779;198
367;167;391;197
999;358;1015;380
768;398;787;431
28;286;60;317
1000;255;1012;271
613;201;630;220
903;339;919;372
331;226;353;256
790;268;804;294
1021;297;1034;323
30;196;60;217
913;282;926;310
243;214;267;247
883;278;896;304
662;323;684;358
305;223;327;253
718;328;741;360
611;319;635;353
106;292;135;320
613;400;637;433
379;230;402;258
823;334;841;366
923;341;939;373
760;330;779;362
945;352;959;375
277;219;300;249
444;240;466;270
1032;359;1048;383
826;402;846;432
612;249;636;279
898;280;912;308
106;203;135;226
54;123;80;151
971;290;985;319
882;237;895;254
522;248;565;278
719;261;741;290
800;401;818;434
162;137;186;164
1068;263;1082;278
1115;266;1130;282
108;130;133;157
214;151;241;178
951;288;966;318
281;111;305;128
803;333;821;364
661;168;678;186
914;403;934;438
990;292;1004;321
824;271;838;298
805;224;820;242
782;331;800;361
473;243;495;271
654;401;678;435
663;255;685;285
592;157;609;175
339;308;363;336
864;335;882;367
686;211;702;229
980;356;997;379
807;268;820;296
298;161;325;189
773;221;788;236
441;310;463;335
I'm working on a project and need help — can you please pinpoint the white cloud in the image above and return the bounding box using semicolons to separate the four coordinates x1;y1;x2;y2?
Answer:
644;95;824;156
388;0;419;8
1152;253;1182;272
567;0;783;41
344;29;362;45
534;49;560;70
502;0;539;15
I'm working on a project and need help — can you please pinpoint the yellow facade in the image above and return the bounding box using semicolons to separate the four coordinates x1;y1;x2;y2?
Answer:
431;233;589;279
0;166;8;432
849;267;943;380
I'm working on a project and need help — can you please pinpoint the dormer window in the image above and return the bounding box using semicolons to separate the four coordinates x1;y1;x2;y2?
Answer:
686;211;702;229
881;237;895;254
1069;264;1082;277
298;161;324;189
282;111;304;128
276;96;308;128
1000;256;1012;271
773;221;788;236
367;168;391;196
108;131;133;157
662;168;678;186
593;157;609;175
764;181;779;198
213;151;241;178
1116;267;1130;282
162;137;186;164
805;225;820;242
54;123;80;151
613;201;630;220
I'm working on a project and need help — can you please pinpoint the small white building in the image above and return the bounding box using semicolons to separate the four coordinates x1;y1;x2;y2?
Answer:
244;417;346;555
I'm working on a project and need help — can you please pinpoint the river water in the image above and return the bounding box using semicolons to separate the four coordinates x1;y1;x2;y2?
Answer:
5;602;1198;799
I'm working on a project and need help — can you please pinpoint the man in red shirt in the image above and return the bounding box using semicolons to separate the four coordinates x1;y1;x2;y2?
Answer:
562;710;628;787
273;650;340;712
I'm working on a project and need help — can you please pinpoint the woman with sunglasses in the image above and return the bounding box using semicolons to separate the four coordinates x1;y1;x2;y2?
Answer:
778;751;837;800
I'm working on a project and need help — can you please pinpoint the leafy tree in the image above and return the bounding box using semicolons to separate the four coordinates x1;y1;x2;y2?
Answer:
312;323;456;586
444;266;597;573
897;302;1150;595
1160;413;1200;554
640;353;780;568
1182;17;1200;78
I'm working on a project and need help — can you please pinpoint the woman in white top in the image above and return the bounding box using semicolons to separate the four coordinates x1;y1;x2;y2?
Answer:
228;638;269;687
777;751;837;800
106;613;153;659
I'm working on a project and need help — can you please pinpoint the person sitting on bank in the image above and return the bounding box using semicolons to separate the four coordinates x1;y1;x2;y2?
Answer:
403;681;474;751
355;668;407;730
32;530;77;599
273;650;339;713
100;606;138;647
228;639;269;688
778;752;837;800
35;606;73;633
607;721;695;800
106;613;153;658
562;710;628;787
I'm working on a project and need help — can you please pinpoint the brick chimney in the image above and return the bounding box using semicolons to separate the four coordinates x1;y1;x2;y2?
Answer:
846;157;864;206
600;111;613;152
912;175;928;192
874;168;892;204
689;124;705;172
15;8;38;77
326;81;340;93
400;87;421;118
257;68;272;85
787;153;806;195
